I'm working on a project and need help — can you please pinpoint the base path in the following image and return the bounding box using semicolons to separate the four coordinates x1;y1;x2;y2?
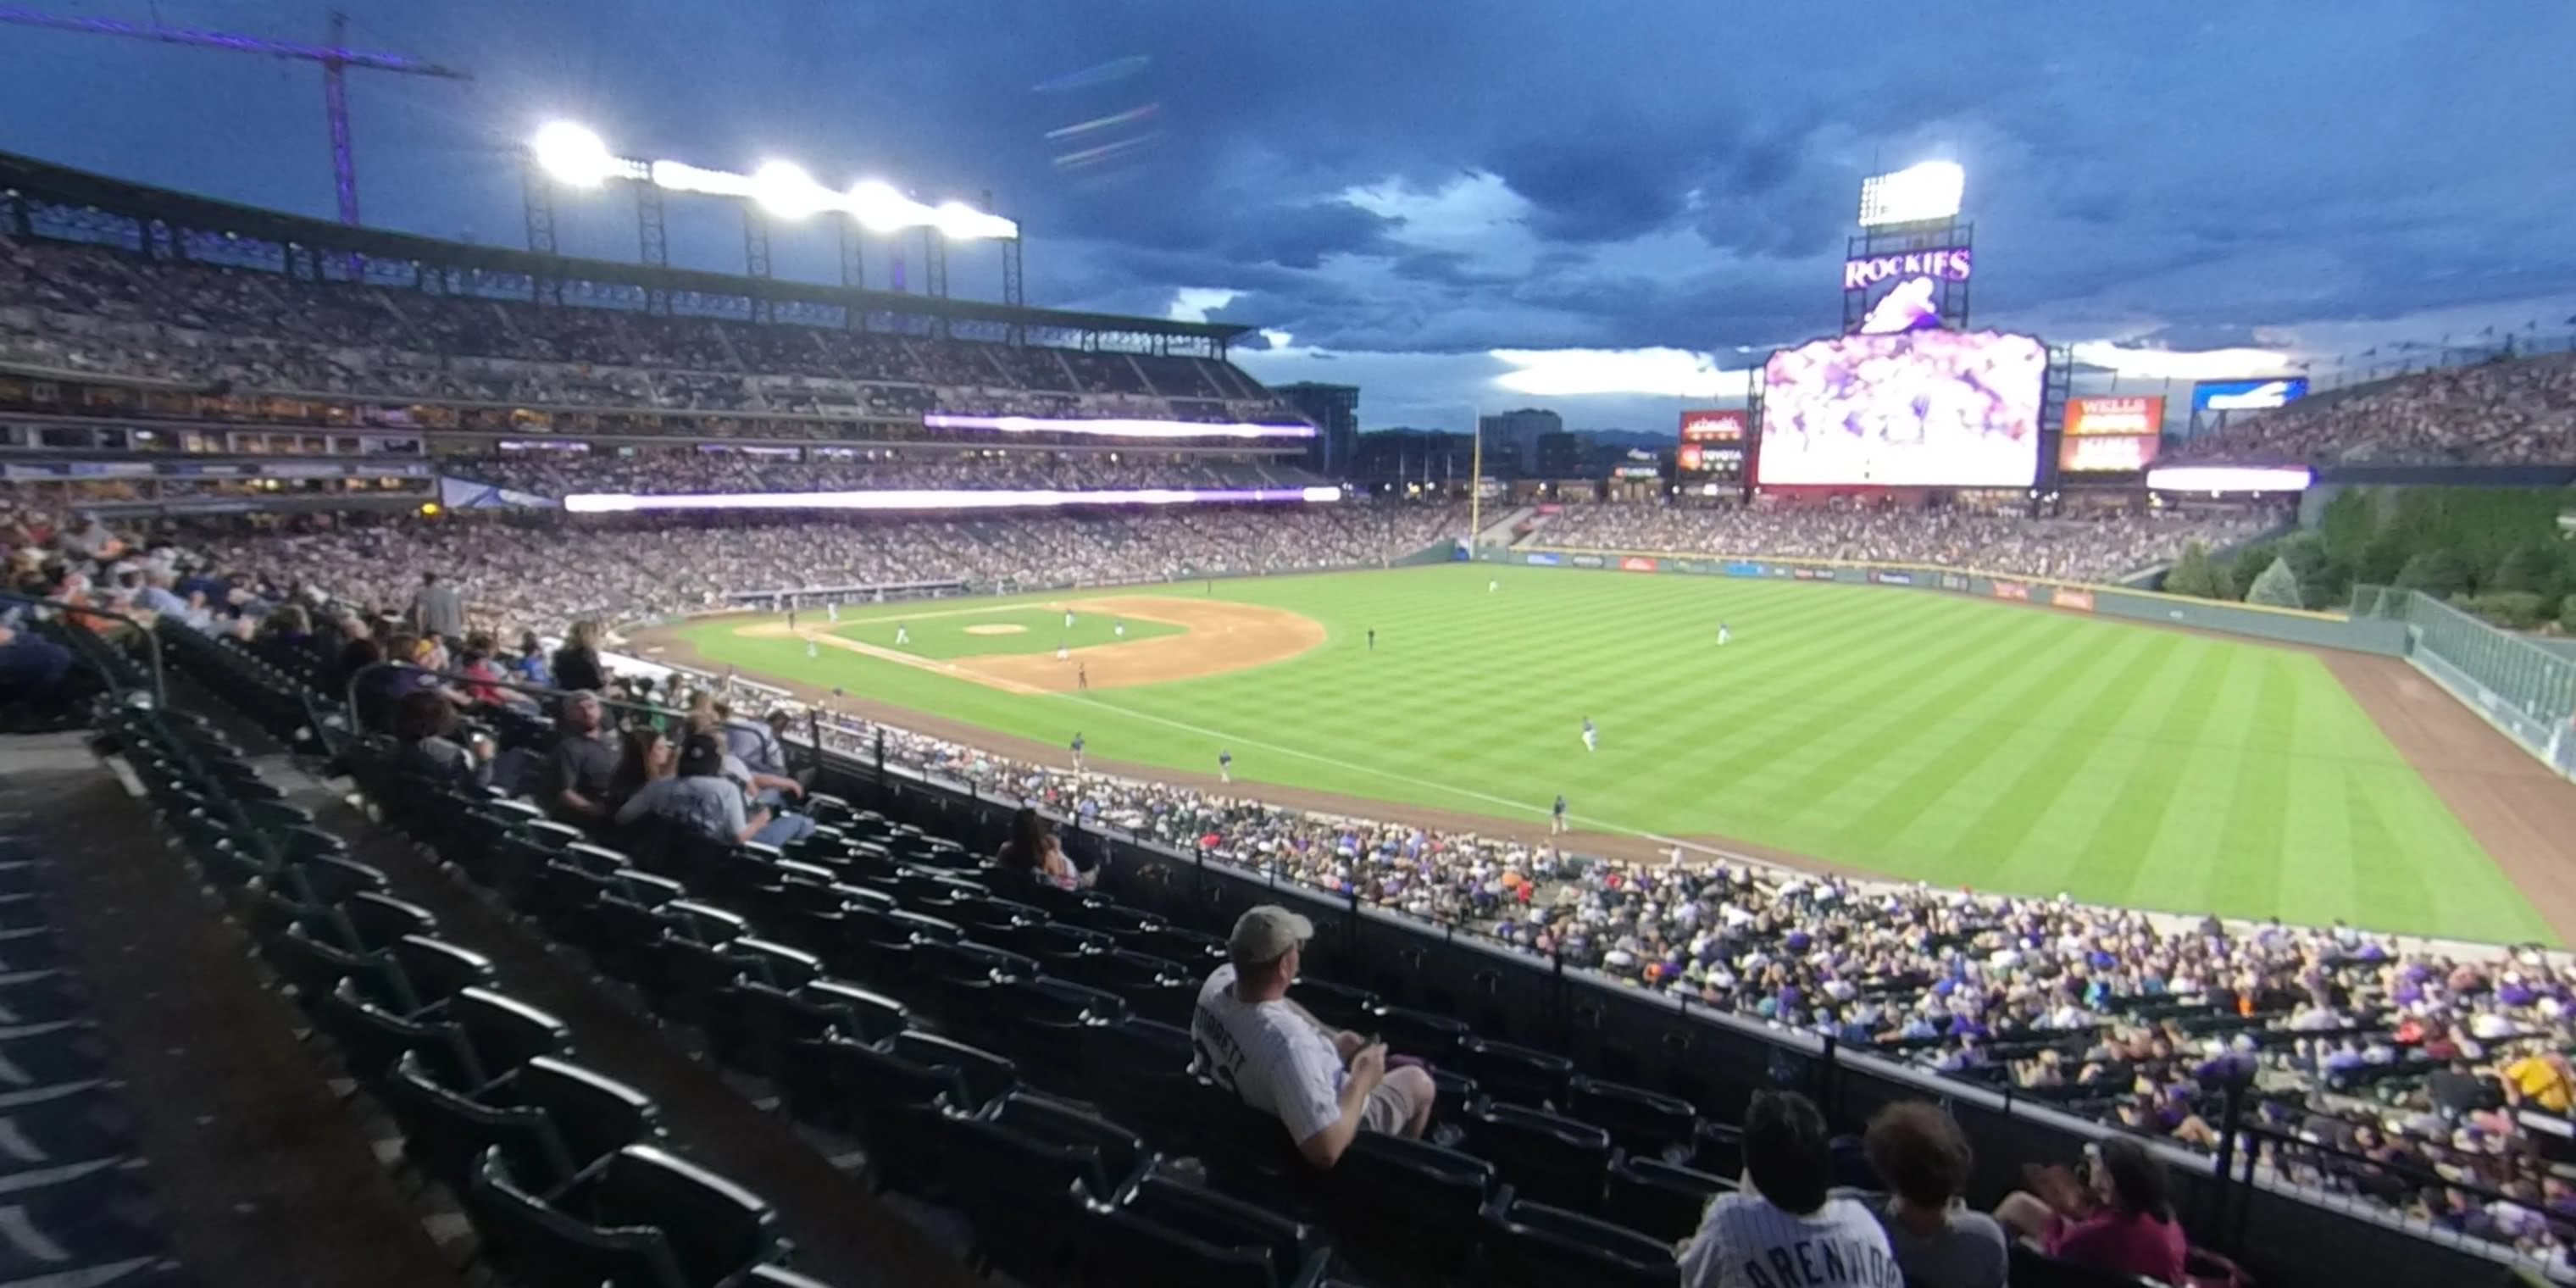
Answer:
2326;653;2576;944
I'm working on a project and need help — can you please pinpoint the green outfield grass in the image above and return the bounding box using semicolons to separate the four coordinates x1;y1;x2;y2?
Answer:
672;564;2552;943
824;605;1179;659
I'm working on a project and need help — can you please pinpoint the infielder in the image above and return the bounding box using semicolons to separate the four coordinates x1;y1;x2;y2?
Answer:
1057;641;1069;662
1218;748;1234;782
1718;621;1731;646
1076;663;1090;691
826;602;839;624
1552;794;1568;835
806;638;818;660
1113;619;1125;639
1071;732;1086;772
895;623;910;646
1063;608;1076;629
1489;579;1499;593
1581;717;1598;753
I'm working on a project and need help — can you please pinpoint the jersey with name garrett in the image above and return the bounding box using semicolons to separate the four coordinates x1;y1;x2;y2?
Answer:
1679;1193;1903;1288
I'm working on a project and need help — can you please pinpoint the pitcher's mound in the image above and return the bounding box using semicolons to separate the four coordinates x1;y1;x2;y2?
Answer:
964;624;1028;636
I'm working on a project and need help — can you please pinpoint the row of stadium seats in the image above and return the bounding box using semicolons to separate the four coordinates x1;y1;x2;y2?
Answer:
105;701;836;1288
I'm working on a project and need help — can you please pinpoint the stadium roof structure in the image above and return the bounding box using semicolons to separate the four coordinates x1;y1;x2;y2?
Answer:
0;150;1254;349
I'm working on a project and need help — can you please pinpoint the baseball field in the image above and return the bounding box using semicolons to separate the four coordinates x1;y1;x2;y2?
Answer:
636;562;2576;945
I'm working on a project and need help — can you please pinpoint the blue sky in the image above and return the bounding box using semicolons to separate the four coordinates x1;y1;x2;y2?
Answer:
4;1;2573;431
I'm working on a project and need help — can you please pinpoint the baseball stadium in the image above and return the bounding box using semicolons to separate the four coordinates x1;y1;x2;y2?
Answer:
5;12;2576;1288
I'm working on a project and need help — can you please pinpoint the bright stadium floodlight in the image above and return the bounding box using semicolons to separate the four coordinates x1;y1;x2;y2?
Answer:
1857;159;1966;227
529;125;1020;239
530;120;623;188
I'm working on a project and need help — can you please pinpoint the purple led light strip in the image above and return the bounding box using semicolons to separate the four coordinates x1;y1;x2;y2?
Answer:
919;414;1315;440
563;485;1341;514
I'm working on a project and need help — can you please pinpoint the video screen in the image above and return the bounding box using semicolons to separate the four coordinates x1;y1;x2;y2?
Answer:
1757;330;2047;487
2059;434;2159;473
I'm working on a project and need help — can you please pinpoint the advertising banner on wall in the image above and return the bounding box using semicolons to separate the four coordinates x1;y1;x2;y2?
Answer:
1572;554;1605;569
1619;557;1658;572
1872;570;1915;586
1524;552;1562;566
1940;573;1970;591
2057;589;2096;612
1993;581;2031;601
1679;409;1749;442
1727;562;1764;578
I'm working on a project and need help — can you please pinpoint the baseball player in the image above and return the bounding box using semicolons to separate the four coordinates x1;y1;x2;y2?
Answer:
1077;663;1090;691
1057;641;1069;662
1488;579;1499;594
1581;717;1598;753
1718;621;1731;647
1063;608;1076;630
1113;619;1126;639
788;607;798;630
1218;748;1234;783
1071;732;1086;773
895;623;910;646
1366;628;1375;652
806;638;818;660
1552;794;1568;835
826;602;838;624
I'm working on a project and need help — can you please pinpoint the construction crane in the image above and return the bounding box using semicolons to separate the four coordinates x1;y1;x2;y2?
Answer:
0;6;469;227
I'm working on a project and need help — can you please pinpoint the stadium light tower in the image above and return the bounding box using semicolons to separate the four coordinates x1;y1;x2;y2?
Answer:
522;121;1025;307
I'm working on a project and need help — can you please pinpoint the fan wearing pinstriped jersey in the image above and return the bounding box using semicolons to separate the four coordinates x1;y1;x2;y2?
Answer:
1679;1090;1902;1288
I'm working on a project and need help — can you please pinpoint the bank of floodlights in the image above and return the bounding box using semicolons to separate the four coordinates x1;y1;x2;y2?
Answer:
527;120;1019;240
1857;159;1965;229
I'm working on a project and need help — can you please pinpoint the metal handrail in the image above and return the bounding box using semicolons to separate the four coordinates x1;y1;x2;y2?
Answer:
0;588;165;707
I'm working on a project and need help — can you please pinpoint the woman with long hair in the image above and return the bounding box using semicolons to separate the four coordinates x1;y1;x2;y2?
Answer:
614;730;772;846
1996;1135;2187;1285
389;687;491;790
997;805;1093;891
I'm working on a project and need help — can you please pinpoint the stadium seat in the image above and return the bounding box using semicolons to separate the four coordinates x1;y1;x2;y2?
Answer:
1476;1199;1678;1288
586;1144;786;1288
451;987;575;1084
1092;1172;1331;1288
1291;979;1380;1033
1377;1005;1472;1065
1568;1075;1700;1161
783;1036;958;1197
1464;1102;1613;1211
889;1030;1017;1109
391;935;499;1009
1460;1036;1574;1109
337;890;439;951
1603;1155;1733;1243
382;1049;580;1198
1690;1120;1743;1180
510;1055;669;1175
942;1092;1149;1282
2007;1243;2169;1287
1321;1130;1499;1284
1088;1018;1202;1154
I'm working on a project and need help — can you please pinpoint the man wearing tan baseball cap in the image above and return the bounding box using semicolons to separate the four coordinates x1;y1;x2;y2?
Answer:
1191;904;1435;1168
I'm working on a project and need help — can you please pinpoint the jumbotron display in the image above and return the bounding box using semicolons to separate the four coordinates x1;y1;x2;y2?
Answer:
1757;330;2048;487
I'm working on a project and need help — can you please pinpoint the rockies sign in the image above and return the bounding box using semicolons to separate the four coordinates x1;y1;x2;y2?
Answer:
1840;247;1973;291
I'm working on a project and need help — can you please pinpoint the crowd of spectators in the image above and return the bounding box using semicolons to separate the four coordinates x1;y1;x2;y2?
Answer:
2171;352;2576;467
1535;503;2278;584
186;503;1465;638
442;450;1319;498
0;235;1287;425
9;490;2576;1274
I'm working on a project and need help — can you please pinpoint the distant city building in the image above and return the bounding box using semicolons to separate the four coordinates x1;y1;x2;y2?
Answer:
1478;408;1563;475
1531;430;1585;479
1269;381;1360;476
1350;428;1476;487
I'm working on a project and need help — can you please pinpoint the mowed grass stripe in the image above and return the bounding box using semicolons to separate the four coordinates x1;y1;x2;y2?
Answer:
2208;658;2301;920
2139;655;2268;912
2343;771;2436;937
1927;630;2185;885
2030;644;2240;912
1751;615;2096;845
1822;619;2148;860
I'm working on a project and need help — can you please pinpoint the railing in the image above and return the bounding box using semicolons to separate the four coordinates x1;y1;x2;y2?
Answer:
2354;585;2576;778
0;588;165;708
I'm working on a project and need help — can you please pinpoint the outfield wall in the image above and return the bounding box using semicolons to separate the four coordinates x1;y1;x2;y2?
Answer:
1474;544;2412;656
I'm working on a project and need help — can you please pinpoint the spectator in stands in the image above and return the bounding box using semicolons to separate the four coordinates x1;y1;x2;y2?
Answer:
1680;1089;1898;1287
0;616;75;724
1191;905;1432;1168
608;726;671;805
552;620;607;697
388;688;490;791
717;701;805;792
998;806;1092;891
409;571;465;644
1996;1136;2187;1285
614;730;776;847
545;691;621;830
1853;1102;2008;1288
510;630;552;687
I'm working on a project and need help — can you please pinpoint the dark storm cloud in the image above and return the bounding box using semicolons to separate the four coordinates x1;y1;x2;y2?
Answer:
3;0;2573;380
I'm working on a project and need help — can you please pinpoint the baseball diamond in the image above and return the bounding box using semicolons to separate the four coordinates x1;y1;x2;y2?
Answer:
635;561;2572;946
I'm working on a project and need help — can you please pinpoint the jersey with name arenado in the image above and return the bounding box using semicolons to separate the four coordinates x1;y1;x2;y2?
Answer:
1679;1193;1904;1288
1191;965;1346;1143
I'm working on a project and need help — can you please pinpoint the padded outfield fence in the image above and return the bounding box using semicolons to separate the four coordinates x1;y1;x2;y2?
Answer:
1473;543;2414;655
2353;585;2576;779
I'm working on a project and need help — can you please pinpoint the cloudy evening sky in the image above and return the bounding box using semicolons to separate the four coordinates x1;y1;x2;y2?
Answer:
5;0;2575;431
